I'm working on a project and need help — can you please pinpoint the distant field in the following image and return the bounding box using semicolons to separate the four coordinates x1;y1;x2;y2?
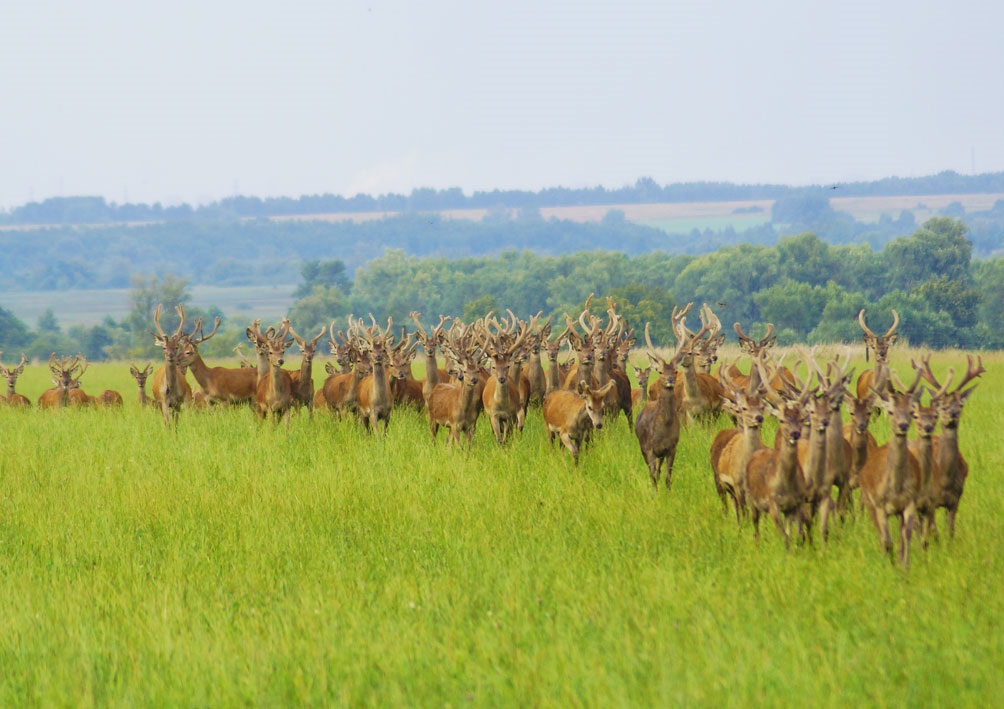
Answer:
271;192;1004;233
0;284;297;328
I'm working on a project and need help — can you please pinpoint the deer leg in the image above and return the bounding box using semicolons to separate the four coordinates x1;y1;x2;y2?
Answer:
946;506;957;540
820;497;833;546
874;509;893;560
901;505;916;566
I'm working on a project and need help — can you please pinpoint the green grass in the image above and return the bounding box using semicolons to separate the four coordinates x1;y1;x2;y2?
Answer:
0;349;1001;705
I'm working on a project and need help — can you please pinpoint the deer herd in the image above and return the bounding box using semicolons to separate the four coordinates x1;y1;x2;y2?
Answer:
0;299;985;566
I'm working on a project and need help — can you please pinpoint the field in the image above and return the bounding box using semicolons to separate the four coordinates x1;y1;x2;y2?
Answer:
1;347;1002;705
0;284;297;329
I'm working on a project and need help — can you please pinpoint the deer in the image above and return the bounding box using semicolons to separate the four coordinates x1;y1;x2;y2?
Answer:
479;313;530;445
38;354;90;408
710;356;769;522
354;315;395;434
387;330;426;410
426;323;485;446
745;383;813;550
129;363;155;407
543;379;617;465
0;353;31;407
410;312;452;401
817;352;856;519
175;315;255;406
858;368;923;565
634;320;702;489
150;305;203;425
631;365;651;411
669;303;725;424
543;330;567;395
523;313;549;406
856;308;899;401
250;319;295;427
320;346;371;419
285;320;327;415
912;354;983;542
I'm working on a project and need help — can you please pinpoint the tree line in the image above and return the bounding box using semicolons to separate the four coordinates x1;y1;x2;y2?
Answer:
4;170;1004;226
0;217;999;358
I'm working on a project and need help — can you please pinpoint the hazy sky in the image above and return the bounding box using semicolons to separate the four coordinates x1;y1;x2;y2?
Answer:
2;0;1002;209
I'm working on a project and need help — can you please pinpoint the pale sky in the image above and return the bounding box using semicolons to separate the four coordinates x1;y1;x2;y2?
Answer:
2;0;1002;209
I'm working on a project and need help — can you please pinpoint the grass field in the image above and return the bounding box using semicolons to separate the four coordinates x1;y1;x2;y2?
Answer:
1;347;1001;705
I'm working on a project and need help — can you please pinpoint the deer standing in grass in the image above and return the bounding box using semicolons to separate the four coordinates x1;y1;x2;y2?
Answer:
0;353;31;407
354;315;395;434
251;320;295;427
745;383;812;550
647;303;724;424
286;321;326;415
631;365;651;411
543;379;617;465
524;313;549;406
410;312;452;401
634;319;706;489
38;354;89;409
151;305;200;425
710;357;769;522
913;354;983;542
858;369;922;565
479;313;530;445
183;316;257;406
856;309;899;401
130;363;154;407
426;323;485;446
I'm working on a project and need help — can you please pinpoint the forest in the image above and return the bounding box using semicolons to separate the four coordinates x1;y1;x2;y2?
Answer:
0;216;997;360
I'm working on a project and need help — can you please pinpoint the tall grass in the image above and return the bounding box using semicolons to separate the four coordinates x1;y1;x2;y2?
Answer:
0;350;1001;705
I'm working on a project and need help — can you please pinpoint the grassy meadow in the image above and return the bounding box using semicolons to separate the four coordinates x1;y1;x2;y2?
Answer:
0;348;1002;705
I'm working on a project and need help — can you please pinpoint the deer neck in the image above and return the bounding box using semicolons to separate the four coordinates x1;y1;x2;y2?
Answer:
741;422;764;469
186;351;212;388
935;420;960;482
775;431;803;492
805;424;828;491
546;357;561;392
268;360;290;397
885;432;911;495
681;362;701;398
370;359;389;407
825;409;846;471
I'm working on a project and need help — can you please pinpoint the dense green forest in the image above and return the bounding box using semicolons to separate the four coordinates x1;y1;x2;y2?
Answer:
1;217;997;359
2;171;1004;357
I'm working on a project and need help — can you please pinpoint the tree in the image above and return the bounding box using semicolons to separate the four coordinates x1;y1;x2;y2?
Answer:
293;259;351;299
0;305;32;349
124;274;191;335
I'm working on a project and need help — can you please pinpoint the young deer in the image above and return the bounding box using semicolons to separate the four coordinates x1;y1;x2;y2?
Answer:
631;365;651;411
0;353;31;407
129;363;154;407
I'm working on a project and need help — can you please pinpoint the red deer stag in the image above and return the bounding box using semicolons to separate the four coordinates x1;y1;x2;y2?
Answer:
543;379;617;465
913;354;983;542
710;357;769;522
634;321;694;489
251;319;295;427
38;354;89;409
286;320;327;415
151;305;202;425
0;353;31;407
745;383;812;549
856;309;899;401
409;312;452;401
858;368;922;565
426;323;485;446
179;315;257;406
479;313;530;445
354;315;395;433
